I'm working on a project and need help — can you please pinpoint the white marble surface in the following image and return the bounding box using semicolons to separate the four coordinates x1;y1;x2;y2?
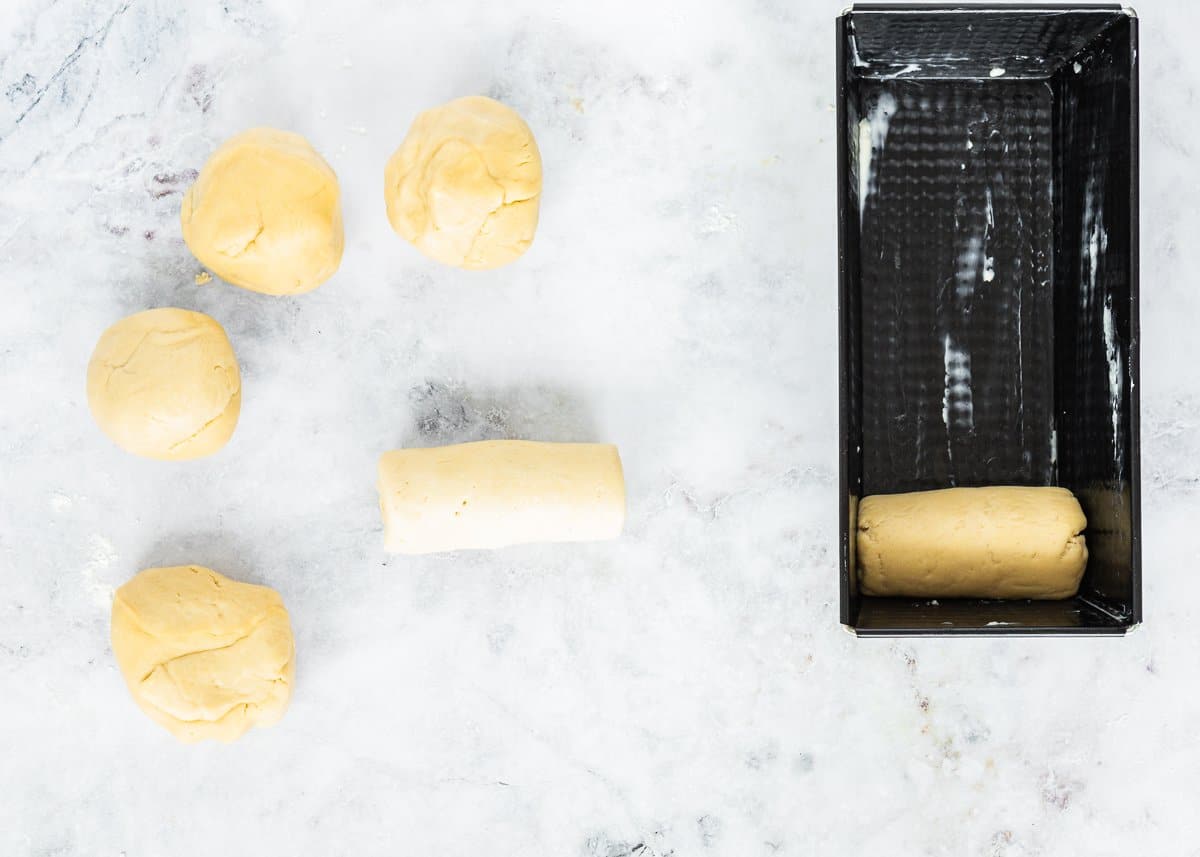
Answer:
1;0;1198;854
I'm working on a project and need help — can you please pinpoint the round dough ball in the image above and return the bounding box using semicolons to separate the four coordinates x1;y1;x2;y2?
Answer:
86;308;240;460
181;127;343;295
110;565;295;743
384;96;542;269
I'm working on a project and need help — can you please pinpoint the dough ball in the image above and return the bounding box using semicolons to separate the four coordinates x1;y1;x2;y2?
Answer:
86;308;240;461
384;96;542;269
110;565;295;743
181;127;343;295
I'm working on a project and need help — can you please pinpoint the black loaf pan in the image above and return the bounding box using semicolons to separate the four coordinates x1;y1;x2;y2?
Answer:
837;4;1140;635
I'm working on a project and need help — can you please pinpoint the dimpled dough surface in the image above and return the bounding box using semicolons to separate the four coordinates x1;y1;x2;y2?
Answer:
384;96;542;269
856;486;1088;600
110;565;294;744
181;127;343;295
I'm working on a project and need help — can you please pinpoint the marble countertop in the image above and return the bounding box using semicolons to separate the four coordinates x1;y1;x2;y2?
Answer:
2;0;1198;854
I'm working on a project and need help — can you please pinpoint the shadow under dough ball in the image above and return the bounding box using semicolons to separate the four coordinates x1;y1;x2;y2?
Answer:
181;127;344;295
86;307;241;461
384;96;542;270
110;565;295;743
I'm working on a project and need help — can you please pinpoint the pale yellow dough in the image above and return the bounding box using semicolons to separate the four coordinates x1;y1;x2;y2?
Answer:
857;486;1088;599
384;96;542;269
377;440;624;554
110;565;294;744
181;127;343;295
86;308;240;460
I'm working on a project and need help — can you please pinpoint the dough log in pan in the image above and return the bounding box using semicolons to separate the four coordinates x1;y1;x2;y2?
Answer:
377;440;625;554
856;486;1087;599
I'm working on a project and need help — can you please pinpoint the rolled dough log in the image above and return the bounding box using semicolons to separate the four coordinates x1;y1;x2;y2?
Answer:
856;486;1087;599
377;440;625;554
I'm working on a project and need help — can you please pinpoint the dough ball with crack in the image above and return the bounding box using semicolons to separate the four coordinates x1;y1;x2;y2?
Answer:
384;96;542;269
110;565;295;743
86;308;240;460
181;127;343;295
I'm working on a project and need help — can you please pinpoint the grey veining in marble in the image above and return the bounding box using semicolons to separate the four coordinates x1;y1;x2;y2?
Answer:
1;0;1198;854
